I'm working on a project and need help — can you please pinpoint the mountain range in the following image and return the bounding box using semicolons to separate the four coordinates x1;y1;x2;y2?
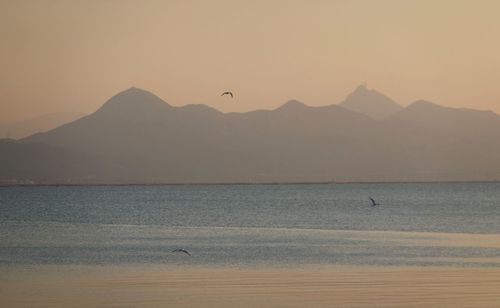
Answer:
2;85;500;184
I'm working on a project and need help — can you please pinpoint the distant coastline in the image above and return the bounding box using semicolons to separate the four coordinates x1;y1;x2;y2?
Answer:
2;180;500;187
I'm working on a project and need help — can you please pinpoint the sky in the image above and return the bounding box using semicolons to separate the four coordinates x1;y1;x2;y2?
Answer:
1;0;500;123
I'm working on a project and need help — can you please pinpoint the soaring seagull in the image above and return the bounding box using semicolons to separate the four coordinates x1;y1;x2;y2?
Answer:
369;197;378;207
172;248;191;256
221;91;233;98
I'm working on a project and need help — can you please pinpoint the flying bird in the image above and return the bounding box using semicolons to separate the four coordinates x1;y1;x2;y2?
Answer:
221;91;233;98
172;248;191;256
369;197;378;207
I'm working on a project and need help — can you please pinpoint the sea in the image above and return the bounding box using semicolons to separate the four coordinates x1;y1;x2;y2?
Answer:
1;183;500;268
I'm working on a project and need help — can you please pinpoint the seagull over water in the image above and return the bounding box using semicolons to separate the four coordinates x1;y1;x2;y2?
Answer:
221;91;233;98
369;197;378;207
172;248;191;256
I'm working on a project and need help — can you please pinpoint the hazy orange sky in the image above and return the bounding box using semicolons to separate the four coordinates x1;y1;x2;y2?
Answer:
1;0;500;123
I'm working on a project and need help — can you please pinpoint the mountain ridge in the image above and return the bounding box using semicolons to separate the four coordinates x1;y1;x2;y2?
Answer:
4;86;500;184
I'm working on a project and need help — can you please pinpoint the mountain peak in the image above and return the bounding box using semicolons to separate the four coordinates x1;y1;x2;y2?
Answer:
98;87;171;114
410;99;439;107
339;85;402;119
353;83;369;93
110;86;164;101
124;86;140;91
276;99;307;111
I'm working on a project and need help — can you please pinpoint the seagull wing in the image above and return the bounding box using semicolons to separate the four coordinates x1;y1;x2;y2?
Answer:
173;248;191;256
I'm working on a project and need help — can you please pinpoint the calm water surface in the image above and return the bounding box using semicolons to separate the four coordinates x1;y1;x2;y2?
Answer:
1;183;500;267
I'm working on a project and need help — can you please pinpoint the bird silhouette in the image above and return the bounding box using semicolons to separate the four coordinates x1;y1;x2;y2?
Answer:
221;91;233;98
172;248;191;256
369;197;378;207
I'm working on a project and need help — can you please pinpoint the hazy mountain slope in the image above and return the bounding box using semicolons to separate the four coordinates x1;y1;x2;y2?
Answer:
0;139;125;184
339;85;403;119
383;101;500;180
23;88;244;182
23;89;391;182
390;100;500;141
7;87;500;183
0;112;85;139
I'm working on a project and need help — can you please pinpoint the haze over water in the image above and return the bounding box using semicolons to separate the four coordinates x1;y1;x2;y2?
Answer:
2;183;500;268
